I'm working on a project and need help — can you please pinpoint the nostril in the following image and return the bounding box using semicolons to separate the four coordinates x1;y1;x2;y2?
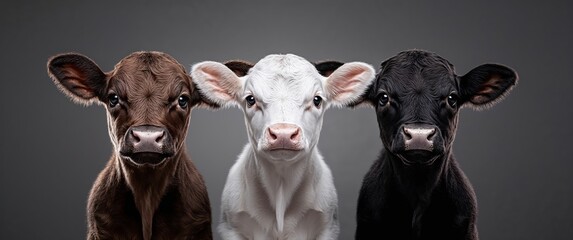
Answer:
130;129;141;142
268;129;278;140
403;128;412;140
291;128;300;140
427;129;436;140
155;131;165;143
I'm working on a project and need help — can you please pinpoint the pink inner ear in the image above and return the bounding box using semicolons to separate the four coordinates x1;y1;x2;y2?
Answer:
328;79;362;100
198;64;240;102
205;78;234;101
327;67;368;101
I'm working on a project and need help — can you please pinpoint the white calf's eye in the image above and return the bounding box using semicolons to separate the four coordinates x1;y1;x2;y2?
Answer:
245;95;256;107
313;96;322;108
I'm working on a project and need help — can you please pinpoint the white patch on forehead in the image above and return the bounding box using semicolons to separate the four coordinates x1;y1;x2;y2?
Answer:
246;54;323;104
252;54;317;75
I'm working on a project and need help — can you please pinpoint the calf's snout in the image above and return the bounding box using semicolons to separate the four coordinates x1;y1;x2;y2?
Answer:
128;126;166;153
123;125;173;154
402;124;437;151
266;123;302;150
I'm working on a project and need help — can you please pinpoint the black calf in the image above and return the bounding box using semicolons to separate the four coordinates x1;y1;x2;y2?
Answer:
355;50;518;240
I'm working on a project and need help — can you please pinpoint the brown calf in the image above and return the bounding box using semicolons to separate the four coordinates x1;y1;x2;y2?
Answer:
47;51;212;240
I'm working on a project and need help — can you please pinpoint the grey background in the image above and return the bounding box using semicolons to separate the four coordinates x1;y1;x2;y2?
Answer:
1;0;571;239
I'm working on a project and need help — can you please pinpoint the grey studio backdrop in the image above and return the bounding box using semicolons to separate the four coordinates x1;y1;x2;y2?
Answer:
1;1;571;239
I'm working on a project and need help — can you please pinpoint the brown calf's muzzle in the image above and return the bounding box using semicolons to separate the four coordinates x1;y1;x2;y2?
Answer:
120;125;174;165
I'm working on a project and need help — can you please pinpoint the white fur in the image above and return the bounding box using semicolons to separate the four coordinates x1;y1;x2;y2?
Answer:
192;54;375;239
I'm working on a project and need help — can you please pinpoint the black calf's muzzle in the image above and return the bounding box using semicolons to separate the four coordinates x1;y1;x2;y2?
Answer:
120;125;174;165
402;124;437;151
393;123;443;165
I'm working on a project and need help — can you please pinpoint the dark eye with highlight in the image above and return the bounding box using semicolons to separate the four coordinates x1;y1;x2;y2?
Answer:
245;95;256;107
313;96;322;108
108;94;119;107
447;93;459;108
178;95;190;108
378;92;389;106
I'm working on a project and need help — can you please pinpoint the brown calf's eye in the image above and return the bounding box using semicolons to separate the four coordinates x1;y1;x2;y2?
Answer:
108;94;119;107
178;95;189;108
245;95;256;107
313;96;322;108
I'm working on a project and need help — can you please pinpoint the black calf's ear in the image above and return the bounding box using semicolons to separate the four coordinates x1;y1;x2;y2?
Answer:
459;63;518;109
224;60;254;77
47;53;107;105
315;61;344;77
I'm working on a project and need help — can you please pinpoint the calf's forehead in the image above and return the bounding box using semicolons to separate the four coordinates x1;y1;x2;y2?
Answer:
109;52;190;96
380;54;458;94
246;54;323;98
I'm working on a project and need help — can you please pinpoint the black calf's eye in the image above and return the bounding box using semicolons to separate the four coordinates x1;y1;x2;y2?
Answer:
108;94;119;107
313;96;322;108
178;95;190;108
379;93;389;106
245;95;256;107
447;94;459;108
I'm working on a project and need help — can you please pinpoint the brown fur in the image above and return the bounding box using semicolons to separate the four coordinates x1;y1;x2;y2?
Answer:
47;51;212;240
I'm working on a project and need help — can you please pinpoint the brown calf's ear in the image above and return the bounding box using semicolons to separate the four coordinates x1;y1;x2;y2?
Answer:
47;53;107;105
459;63;518;110
224;60;254;77
315;61;344;77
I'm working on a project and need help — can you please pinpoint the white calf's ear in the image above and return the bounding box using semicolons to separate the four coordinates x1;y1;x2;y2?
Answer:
324;62;375;107
191;61;244;107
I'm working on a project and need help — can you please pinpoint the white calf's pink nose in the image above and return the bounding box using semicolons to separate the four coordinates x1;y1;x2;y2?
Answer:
266;123;302;150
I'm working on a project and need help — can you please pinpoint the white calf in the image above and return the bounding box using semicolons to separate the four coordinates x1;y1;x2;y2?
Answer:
192;54;375;240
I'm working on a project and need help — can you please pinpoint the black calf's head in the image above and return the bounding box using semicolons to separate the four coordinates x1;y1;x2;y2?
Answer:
48;52;207;166
362;50;517;165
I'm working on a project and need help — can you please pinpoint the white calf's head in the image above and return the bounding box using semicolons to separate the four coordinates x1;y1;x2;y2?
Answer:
192;54;374;162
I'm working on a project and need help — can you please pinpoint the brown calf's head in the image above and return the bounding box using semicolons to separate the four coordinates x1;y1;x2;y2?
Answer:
48;51;206;166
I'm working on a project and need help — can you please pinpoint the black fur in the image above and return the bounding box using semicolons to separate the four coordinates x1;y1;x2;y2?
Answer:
355;50;517;240
314;60;344;77
223;60;254;77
